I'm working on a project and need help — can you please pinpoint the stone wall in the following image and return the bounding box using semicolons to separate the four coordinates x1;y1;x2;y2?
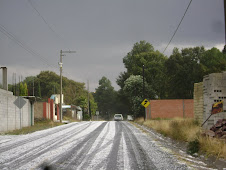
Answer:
0;89;34;133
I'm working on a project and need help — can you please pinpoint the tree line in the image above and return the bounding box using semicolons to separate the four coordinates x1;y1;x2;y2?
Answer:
8;71;97;119
5;41;226;120
94;40;226;119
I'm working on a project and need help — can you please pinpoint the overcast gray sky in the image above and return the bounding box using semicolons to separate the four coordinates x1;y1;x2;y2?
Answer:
0;0;225;92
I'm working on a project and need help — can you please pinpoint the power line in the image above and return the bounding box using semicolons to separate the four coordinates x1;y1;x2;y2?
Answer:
27;0;72;52
0;24;59;72
0;24;75;80
162;0;193;54
28;0;61;39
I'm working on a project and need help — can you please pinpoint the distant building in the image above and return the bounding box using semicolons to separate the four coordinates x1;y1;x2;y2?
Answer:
62;105;83;120
50;94;64;104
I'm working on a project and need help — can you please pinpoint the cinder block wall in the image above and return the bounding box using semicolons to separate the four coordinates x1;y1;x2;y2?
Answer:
0;89;33;133
203;72;226;129
194;82;204;124
146;99;194;119
34;102;44;119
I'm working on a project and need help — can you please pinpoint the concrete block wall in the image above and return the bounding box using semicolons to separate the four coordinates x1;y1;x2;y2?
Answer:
0;88;33;133
202;72;226;129
194;82;204;124
146;99;194;119
34;102;44;119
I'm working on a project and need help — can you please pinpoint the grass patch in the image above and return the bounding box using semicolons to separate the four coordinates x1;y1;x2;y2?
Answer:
199;136;226;159
141;117;200;141
4;118;63;135
135;117;226;159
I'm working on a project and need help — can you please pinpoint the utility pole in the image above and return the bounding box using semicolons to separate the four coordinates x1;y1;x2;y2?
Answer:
59;50;76;123
87;80;90;119
142;65;146;120
33;77;34;96
223;0;226;53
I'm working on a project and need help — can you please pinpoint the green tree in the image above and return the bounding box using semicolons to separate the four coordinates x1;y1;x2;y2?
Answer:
200;47;226;74
94;76;116;120
123;75;153;117
19;83;24;96
118;40;167;99
38;81;41;98
165;47;205;99
90;99;98;115
76;96;88;115
24;83;28;96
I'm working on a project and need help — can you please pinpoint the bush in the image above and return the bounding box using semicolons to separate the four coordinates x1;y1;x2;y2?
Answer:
187;139;200;155
83;114;91;121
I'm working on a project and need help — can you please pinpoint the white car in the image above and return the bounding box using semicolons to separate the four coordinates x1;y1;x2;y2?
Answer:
114;114;123;121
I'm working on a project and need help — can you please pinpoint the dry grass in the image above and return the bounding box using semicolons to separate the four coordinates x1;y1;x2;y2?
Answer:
135;117;226;159
199;136;226;159
139;117;200;142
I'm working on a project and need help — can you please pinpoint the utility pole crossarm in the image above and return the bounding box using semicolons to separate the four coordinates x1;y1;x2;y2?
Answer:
61;51;76;53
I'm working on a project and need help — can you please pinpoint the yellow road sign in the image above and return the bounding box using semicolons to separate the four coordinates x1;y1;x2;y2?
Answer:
141;99;150;108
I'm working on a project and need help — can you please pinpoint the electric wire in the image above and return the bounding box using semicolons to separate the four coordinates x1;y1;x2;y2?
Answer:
162;0;193;54
28;0;61;39
27;0;71;52
0;24;59;73
27;0;75;79
0;24;74;80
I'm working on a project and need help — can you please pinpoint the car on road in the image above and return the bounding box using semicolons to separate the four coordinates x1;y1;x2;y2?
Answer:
114;114;123;121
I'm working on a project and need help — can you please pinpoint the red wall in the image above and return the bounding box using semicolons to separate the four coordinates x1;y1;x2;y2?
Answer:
50;99;54;120
43;102;46;118
146;99;194;119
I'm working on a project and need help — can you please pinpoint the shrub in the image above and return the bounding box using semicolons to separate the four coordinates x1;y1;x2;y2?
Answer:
187;139;200;155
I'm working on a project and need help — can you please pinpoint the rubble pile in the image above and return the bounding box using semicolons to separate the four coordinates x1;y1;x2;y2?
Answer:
205;119;226;140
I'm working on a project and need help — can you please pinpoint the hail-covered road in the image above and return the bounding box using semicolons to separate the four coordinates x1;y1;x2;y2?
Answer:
0;121;214;170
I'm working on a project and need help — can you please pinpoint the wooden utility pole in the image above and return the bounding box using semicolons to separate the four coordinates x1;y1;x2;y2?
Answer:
59;50;76;123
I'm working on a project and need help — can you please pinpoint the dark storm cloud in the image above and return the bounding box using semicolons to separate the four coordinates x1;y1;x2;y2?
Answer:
0;0;224;91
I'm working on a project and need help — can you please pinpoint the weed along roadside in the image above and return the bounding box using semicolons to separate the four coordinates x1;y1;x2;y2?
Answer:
134;118;226;169
2;118;64;135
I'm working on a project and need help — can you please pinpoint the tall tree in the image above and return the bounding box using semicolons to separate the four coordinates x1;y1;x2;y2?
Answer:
24;83;28;96
200;47;226;74
165;47;205;99
118;40;167;99
94;76;116;119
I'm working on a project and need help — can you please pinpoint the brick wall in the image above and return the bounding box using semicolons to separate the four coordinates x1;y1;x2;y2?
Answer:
0;89;34;133
146;99;194;119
